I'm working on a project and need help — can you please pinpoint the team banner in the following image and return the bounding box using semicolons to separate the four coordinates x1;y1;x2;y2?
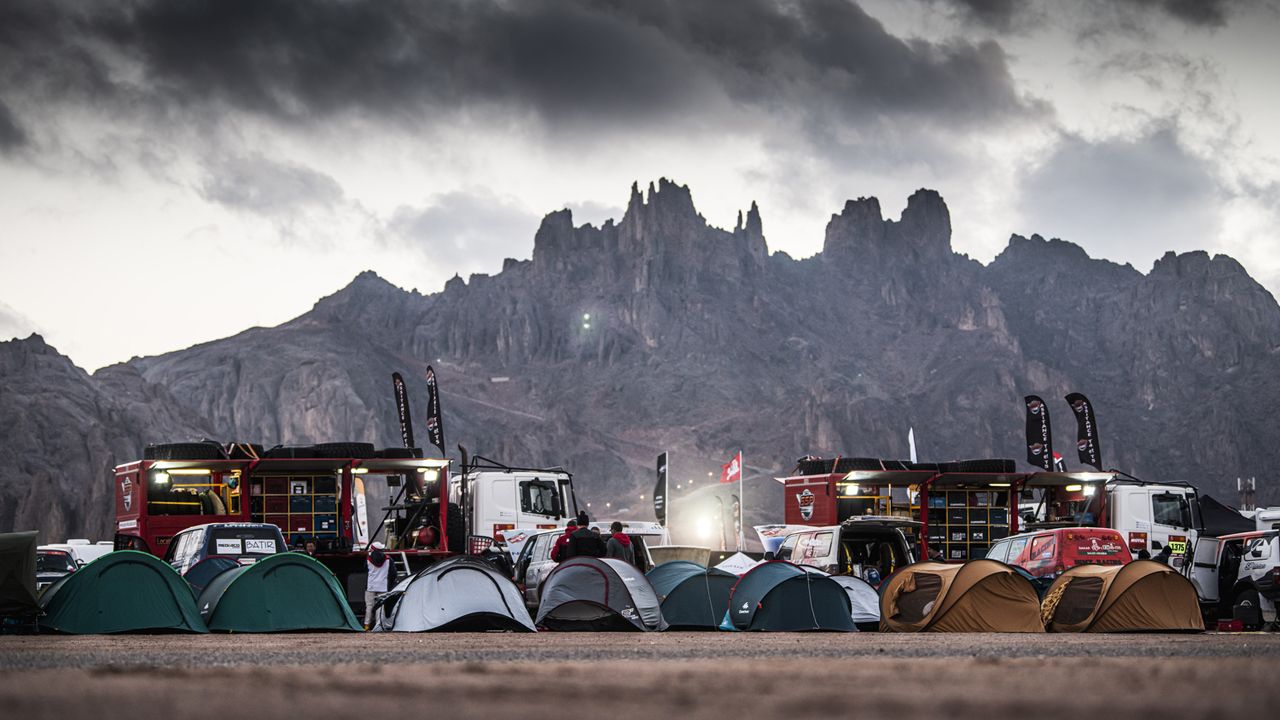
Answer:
654;452;668;526
391;372;415;449
1024;395;1054;471
424;365;446;456
1065;392;1103;471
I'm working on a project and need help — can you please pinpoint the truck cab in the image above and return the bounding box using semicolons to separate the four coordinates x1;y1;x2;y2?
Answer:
449;456;579;555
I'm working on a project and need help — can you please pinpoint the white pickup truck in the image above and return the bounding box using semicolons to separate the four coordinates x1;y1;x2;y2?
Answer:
1189;529;1280;630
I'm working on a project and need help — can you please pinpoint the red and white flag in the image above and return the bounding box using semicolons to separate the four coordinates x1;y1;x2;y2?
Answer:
720;452;742;484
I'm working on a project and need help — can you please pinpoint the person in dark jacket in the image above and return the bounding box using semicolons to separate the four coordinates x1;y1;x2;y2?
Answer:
606;521;634;565
551;520;577;562
565;512;606;558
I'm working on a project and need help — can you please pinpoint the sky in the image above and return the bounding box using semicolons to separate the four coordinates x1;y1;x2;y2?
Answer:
1;0;1278;371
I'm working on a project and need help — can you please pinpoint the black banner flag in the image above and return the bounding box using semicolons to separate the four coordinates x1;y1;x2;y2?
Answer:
1065;392;1103;471
424;366;446;456
391;372;415;449
1024;395;1054;471
654;452;668;526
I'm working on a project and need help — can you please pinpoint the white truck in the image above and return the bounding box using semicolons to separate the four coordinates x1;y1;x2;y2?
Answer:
449;455;581;560
1020;474;1201;568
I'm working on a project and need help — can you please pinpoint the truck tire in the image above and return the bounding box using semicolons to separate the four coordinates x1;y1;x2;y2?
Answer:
143;442;225;461
957;459;1017;473
1233;587;1264;630
378;447;423;459
264;445;318;459
311;442;376;459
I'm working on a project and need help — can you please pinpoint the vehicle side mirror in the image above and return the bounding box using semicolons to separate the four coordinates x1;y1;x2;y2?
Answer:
1251;548;1264;559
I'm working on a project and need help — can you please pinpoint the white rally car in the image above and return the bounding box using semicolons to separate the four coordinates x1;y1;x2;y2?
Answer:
1190;529;1280;630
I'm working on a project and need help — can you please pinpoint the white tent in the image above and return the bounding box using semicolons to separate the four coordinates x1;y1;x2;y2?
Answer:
714;552;764;576
375;556;536;632
828;575;881;627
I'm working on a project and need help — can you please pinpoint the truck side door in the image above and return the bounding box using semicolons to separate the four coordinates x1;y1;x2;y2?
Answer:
1151;491;1194;568
1189;536;1220;604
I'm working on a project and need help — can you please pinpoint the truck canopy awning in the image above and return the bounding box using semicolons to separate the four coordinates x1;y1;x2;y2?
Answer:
1019;472;1116;488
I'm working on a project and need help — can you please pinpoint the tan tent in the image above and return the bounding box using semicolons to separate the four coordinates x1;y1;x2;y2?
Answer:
880;560;1044;632
1041;560;1204;633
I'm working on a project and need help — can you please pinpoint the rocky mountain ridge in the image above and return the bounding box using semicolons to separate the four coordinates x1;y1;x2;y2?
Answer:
2;179;1276;541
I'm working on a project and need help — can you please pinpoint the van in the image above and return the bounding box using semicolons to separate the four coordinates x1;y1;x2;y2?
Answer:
162;522;288;576
1189;530;1279;630
779;517;918;586
986;527;1129;579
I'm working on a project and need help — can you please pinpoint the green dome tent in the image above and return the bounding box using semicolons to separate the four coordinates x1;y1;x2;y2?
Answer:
723;562;855;632
647;561;736;630
39;551;207;634
197;553;360;632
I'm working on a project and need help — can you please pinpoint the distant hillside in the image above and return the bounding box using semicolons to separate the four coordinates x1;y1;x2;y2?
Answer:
2;178;1275;541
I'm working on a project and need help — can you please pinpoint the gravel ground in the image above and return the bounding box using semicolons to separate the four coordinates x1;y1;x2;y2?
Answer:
2;633;1277;719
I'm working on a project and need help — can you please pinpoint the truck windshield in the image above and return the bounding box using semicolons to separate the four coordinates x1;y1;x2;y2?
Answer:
520;480;561;517
1152;493;1192;528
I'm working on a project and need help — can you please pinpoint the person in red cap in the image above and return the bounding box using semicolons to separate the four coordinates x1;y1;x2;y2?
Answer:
551;519;577;562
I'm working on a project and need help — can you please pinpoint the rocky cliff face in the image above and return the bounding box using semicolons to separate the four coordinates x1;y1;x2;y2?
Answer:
2;179;1275;541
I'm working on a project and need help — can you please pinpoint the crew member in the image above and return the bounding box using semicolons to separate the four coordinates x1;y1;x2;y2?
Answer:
606;521;634;565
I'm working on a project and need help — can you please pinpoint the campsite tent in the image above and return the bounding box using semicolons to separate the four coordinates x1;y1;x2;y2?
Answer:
197;553;360;632
647;561;736;630
1041;560;1204;633
536;557;667;631
715;552;763;575
0;531;40;621
183;557;240;596
376;555;535;632
827;575;881;629
724;562;855;632
879;560;1044;633
1198;495;1255;537
39;550;206;634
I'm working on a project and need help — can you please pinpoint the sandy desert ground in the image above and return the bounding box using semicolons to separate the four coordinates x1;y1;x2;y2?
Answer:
2;632;1278;720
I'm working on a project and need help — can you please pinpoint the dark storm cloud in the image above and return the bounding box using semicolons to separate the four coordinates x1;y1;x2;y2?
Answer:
0;98;26;152
932;0;1233;30
1018;125;1223;266
1;0;1037;135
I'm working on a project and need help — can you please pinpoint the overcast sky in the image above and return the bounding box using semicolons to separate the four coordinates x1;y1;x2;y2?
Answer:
2;0;1278;371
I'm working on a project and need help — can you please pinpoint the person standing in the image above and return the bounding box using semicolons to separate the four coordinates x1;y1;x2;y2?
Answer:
364;541;394;630
567;512;607;558
606;521;634;566
551;519;578;562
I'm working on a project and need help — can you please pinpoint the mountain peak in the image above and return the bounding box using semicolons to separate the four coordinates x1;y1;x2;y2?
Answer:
822;191;951;262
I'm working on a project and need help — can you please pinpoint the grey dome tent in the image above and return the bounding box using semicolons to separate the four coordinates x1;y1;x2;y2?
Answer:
827;575;881;629
536;557;667;631
197;553;360;632
723;562;855;632
39;551;206;634
375;556;535;632
646;560;736;630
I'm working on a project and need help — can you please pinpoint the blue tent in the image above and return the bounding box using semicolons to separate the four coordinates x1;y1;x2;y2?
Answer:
723;562;854;632
647;561;736;630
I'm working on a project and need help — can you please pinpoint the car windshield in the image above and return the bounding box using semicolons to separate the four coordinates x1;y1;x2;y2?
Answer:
207;527;285;555
37;552;76;573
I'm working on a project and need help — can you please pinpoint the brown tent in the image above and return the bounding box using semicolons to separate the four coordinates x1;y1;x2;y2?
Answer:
879;560;1044;633
1041;560;1204;633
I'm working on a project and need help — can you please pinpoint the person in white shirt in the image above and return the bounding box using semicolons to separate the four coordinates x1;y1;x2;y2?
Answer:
365;541;392;630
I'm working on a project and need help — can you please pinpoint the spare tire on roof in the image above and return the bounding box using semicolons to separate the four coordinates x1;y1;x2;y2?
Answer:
378;447;423;459
264;445;318;459
144;442;226;461
957;459;1017;473
225;443;265;460
312;442;376;459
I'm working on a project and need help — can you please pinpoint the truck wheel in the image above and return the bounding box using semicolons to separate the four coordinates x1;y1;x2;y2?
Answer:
1233;587;1264;630
312;442;376;459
